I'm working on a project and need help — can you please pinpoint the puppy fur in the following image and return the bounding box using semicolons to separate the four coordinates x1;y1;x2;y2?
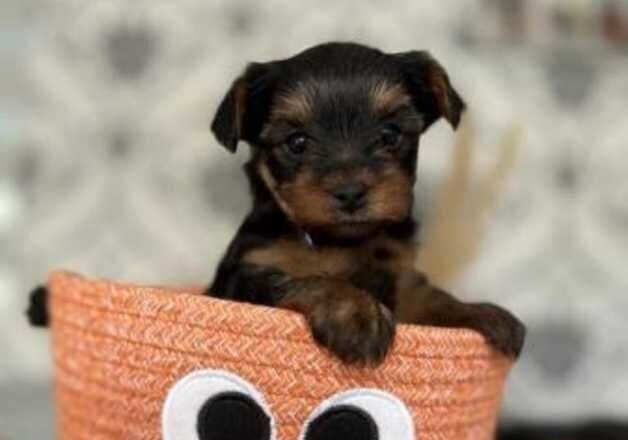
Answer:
208;42;525;365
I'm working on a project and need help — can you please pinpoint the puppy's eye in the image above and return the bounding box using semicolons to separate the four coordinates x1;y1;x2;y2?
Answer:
379;124;402;149
284;132;309;155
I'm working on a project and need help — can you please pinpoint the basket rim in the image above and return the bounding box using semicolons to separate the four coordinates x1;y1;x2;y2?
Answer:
48;269;504;361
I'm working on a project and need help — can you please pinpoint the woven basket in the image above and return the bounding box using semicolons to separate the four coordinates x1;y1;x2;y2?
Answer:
47;270;513;440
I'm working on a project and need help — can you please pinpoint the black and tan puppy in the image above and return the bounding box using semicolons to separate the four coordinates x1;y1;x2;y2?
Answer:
208;42;525;366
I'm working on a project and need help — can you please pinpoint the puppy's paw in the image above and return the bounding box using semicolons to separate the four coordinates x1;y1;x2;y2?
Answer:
307;293;396;366
466;303;526;358
26;285;49;327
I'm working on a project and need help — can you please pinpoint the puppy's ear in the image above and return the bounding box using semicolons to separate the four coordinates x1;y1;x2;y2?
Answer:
394;51;466;130
211;62;277;152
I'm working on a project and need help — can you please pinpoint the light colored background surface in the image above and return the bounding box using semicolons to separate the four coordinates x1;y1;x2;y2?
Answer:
1;0;627;437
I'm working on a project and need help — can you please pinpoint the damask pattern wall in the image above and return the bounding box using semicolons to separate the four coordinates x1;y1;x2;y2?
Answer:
1;0;627;436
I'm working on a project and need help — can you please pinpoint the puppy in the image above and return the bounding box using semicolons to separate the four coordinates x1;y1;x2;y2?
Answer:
208;42;525;366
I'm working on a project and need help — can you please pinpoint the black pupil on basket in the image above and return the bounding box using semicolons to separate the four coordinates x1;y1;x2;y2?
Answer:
304;405;379;440
196;391;270;440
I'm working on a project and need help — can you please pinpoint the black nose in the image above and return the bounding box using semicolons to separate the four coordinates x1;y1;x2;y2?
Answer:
332;183;367;212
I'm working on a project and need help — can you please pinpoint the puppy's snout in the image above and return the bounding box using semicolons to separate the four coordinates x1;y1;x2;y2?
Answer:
332;183;367;213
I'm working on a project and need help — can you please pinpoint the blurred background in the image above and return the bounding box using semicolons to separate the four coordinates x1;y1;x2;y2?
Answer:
1;0;627;438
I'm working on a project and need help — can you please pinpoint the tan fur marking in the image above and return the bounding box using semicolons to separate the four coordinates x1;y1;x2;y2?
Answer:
425;66;453;122
270;86;314;123
257;160;300;223
279;172;336;227
243;233;417;281
367;166;413;222
370;81;411;116
243;239;355;278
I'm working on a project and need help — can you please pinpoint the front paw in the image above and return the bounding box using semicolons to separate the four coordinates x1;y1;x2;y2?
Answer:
307;294;396;366
466;303;526;358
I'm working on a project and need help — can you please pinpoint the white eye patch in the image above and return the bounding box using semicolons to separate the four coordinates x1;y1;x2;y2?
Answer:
162;369;275;440
299;388;415;440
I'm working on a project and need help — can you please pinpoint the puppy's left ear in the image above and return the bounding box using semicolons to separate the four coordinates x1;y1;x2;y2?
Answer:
394;51;466;131
211;62;277;152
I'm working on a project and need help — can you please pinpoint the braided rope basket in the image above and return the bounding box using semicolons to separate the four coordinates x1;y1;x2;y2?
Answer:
47;270;513;440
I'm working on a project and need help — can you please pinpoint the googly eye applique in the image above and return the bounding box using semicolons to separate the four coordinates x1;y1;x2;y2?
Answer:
162;369;275;440
304;404;379;440
163;371;415;440
300;388;415;440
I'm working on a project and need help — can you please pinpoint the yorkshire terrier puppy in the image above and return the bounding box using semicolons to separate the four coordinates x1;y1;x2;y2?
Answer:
208;42;525;365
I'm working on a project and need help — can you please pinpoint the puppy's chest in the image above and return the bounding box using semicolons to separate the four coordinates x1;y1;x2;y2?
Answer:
243;236;416;295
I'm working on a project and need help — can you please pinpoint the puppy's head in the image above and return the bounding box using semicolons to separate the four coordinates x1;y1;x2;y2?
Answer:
211;42;465;239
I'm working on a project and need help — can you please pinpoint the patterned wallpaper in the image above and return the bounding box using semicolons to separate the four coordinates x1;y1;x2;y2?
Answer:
2;0;628;424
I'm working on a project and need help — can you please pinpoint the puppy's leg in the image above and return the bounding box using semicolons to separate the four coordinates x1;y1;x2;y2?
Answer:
396;274;525;358
278;277;395;366
209;263;395;365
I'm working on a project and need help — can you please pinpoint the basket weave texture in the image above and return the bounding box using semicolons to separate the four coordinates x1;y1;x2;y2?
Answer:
48;271;512;440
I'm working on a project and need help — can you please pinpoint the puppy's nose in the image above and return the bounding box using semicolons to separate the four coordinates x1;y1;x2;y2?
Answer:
332;183;367;212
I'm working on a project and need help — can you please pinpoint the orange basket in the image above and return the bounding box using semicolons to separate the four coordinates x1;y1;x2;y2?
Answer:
47;271;513;440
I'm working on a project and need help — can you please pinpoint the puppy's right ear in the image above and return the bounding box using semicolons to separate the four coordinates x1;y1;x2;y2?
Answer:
211;62;277;152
